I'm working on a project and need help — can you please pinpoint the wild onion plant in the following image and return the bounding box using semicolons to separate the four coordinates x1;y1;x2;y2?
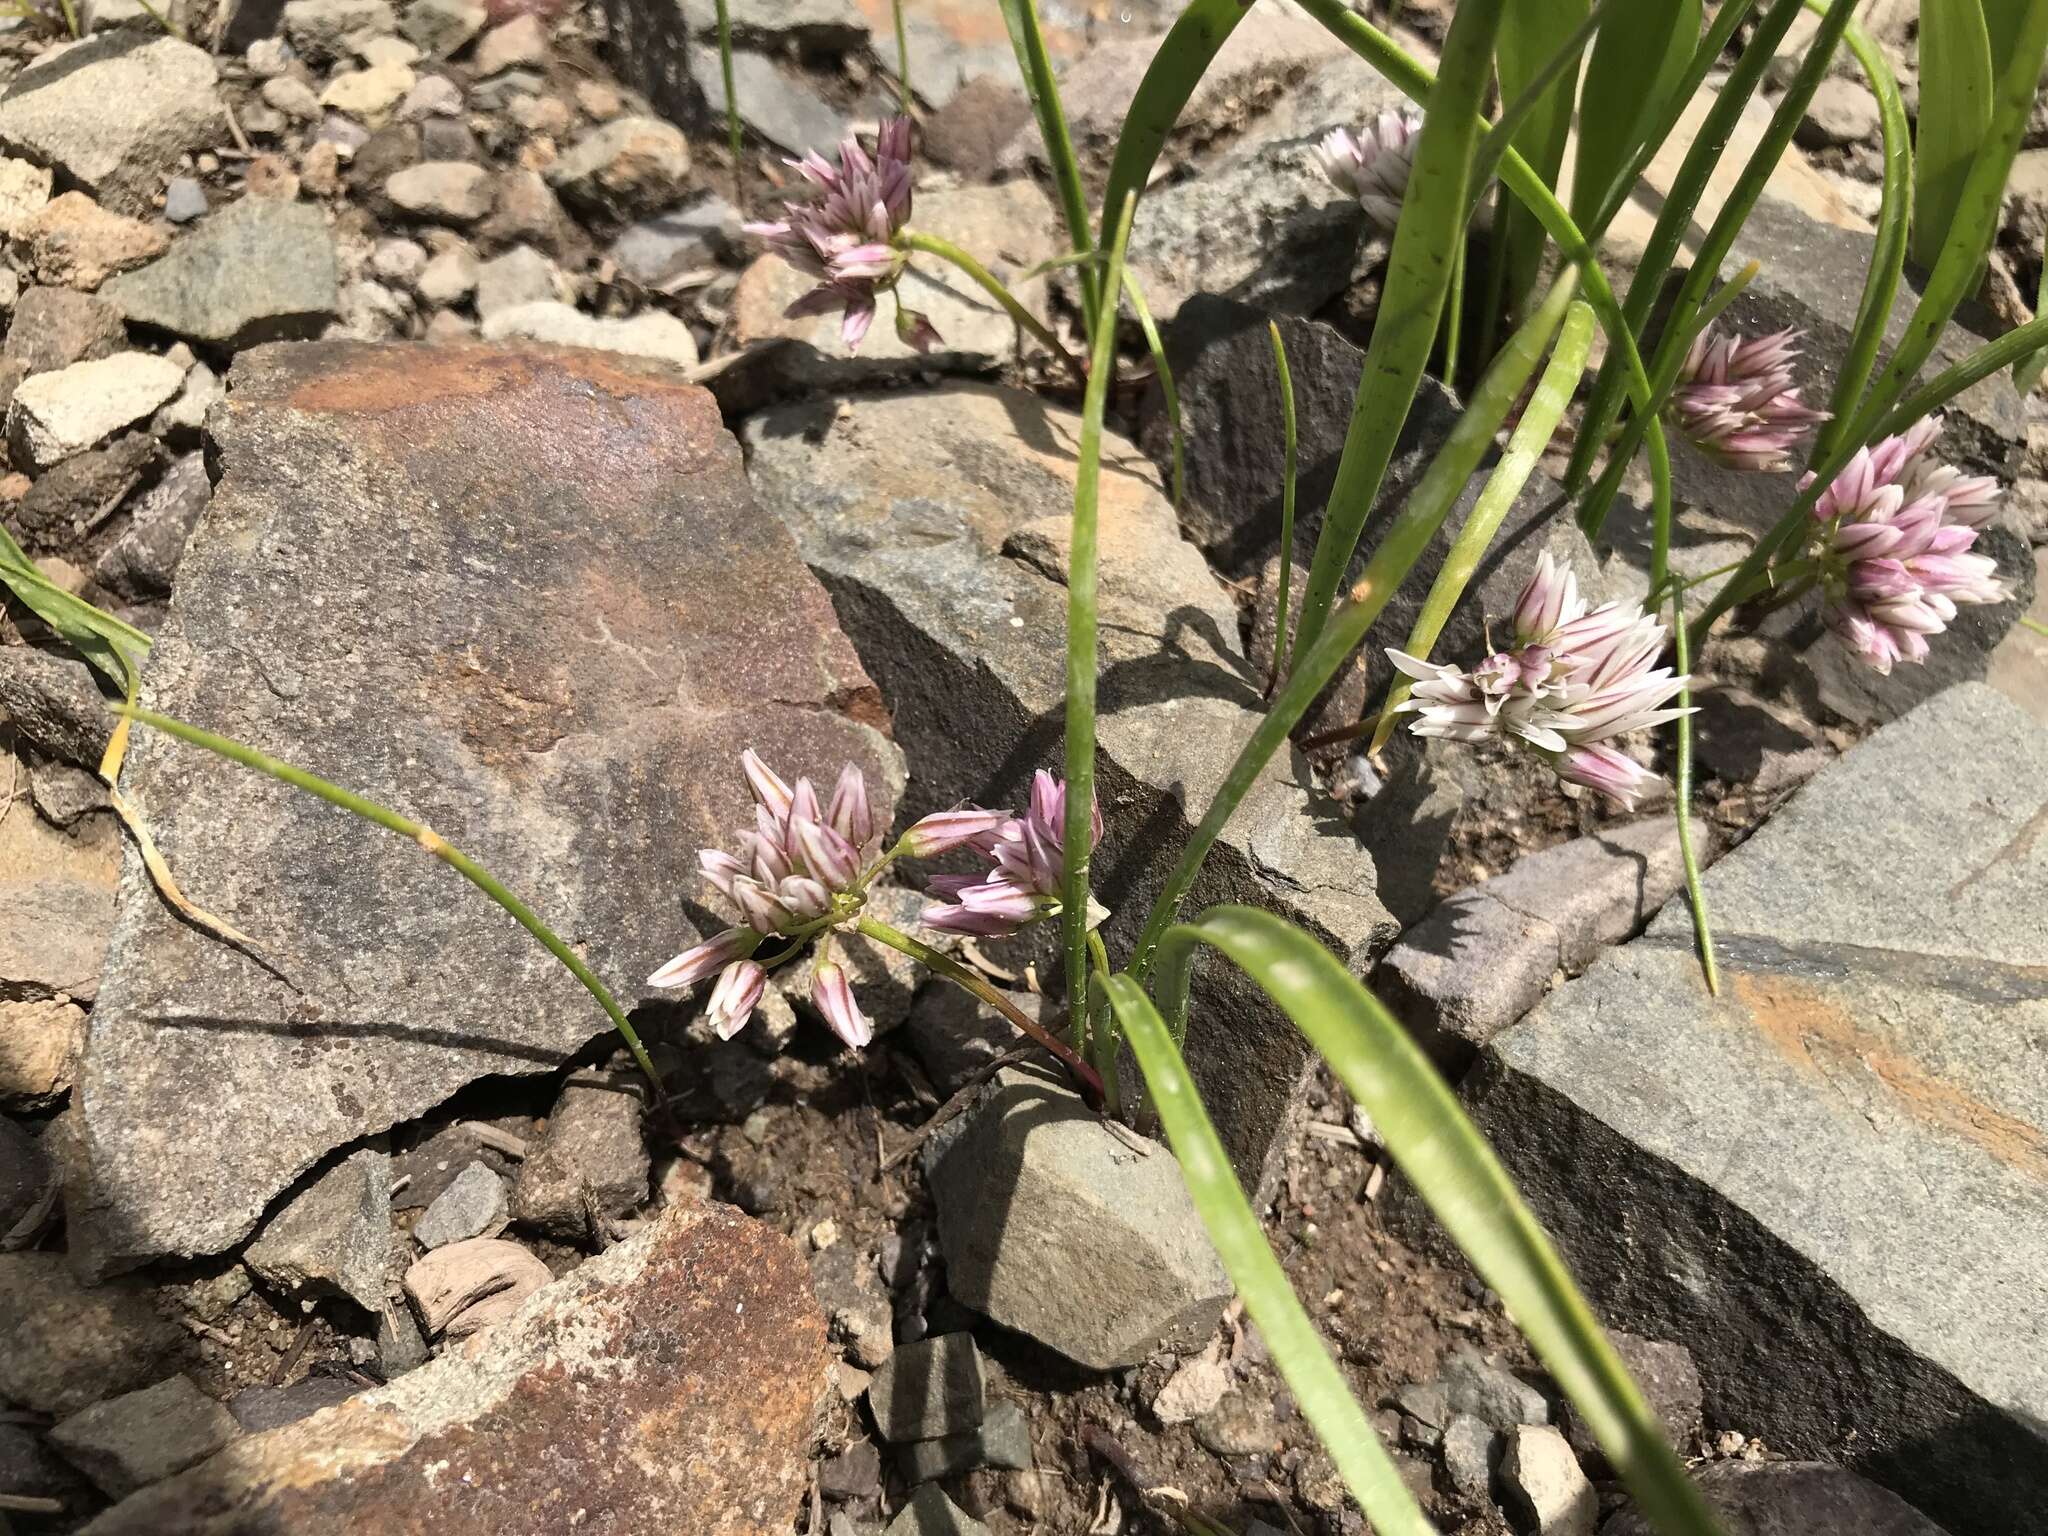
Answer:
22;1;2047;1533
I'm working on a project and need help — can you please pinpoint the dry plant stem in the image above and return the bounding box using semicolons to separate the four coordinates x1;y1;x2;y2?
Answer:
895;228;1086;385
854;915;1105;1102
1668;580;1719;994
112;705;666;1096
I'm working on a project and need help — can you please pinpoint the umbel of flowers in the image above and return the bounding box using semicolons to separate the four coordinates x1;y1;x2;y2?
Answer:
1665;325;1828;472
1385;554;1693;811
648;753;1095;1048
1318;110;1425;232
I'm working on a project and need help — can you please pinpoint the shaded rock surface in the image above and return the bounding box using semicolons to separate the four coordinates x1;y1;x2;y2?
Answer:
745;383;1395;1190
49;1375;239;1500
101;200;339;347
243;1144;391;1313
509;1076;649;1242
1463;683;2048;1536
925;1067;1230;1370
69;341;899;1277
82;1200;827;1536
1602;1460;1958;1536
0;1252;185;1416
867;1332;983;1442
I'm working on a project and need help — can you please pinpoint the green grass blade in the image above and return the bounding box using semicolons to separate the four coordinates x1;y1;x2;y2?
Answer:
1914;0;1994;270
0;535;148;692
115;705;663;1091
1288;0;1509;664
1562;0;1809;498
1668;582;1719;994
1098;0;1255;273
1063;192;1137;1082
1493;0;1590;322
1269;322;1299;692
999;0;1096;332
714;0;742;195
890;0;912;112
1812;4;1912;456
1370;296;1595;755
1129;273;1580;980
1855;0;2048;435
1874;310;2048;437
1103;973;1439;1536
1156;908;1728;1536
2018;227;2048;396
1569;0;1699;229
1126;273;1183;511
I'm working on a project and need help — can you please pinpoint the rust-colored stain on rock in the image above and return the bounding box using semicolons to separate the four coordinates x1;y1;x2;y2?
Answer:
279;341;699;417
1731;972;2048;1181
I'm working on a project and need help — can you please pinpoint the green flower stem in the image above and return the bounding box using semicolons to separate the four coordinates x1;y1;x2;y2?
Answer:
855;915;1104;1102
1871;310;2048;440
1668;581;1719;995
999;0;1097;335
890;0;912;113
113;706;665;1095
1061;192;1137;1068
1086;928;1119;1111
896;228;1085;386
1126;273;1184;510
714;0;743;201
1268;320;1300;691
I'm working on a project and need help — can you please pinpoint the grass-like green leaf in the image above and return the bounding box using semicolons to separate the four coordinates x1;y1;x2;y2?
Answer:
0;528;148;691
999;0;1096;330
1126;273;1183;510
1569;0;1699;230
1098;0;1254;270
1129;271;1581;980
1287;0;1508;664
1370;294;1595;755
1269;321;1299;692
1494;0;1590;321
1914;0;1994;270
1062;191;1137;1079
1812;3;1912;456
1102;972;1439;1536
1145;908;1727;1536
713;0;742;190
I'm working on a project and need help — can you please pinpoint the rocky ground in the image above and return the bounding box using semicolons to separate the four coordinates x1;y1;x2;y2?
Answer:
1;0;2046;1533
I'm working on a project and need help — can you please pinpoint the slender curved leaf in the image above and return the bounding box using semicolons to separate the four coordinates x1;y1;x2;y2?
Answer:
1914;0;1994;269
1495;0;1589;320
1145;908;1726;1536
999;0;1095;328
1570;0;1699;229
1370;297;1595;754
1289;0;1508;664
1103;973;1439;1536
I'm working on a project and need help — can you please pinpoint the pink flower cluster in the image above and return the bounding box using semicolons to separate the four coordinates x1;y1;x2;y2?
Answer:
648;750;879;1047
1807;417;2006;674
1386;554;1693;810
920;770;1100;938
1666;326;1827;472
744;117;938;352
1318;110;1424;232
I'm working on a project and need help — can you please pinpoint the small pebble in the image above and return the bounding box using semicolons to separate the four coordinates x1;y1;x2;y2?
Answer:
163;177;207;224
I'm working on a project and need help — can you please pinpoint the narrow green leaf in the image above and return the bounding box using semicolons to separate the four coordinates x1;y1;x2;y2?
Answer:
1494;0;1589;319
1813;3;1913;455
1125;273;1183;510
998;0;1096;331
0;532;148;691
1269;321;1299;692
1129;272;1581;980
1569;0;1700;229
1370;297;1595;755
1098;0;1255;269
1103;973;1439;1536
2017;226;2048;396
1150;908;1727;1536
1914;0;1994;269
1289;0;1509;664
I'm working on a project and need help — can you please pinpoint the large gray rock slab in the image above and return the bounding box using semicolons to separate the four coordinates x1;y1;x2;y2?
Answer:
1602;1460;1957;1536
100;200;339;347
744;383;1398;1188
1686;194;2034;725
80;1201;827;1536
70;341;901;1277
1462;683;2048;1536
0;35;226;217
926;1067;1230;1370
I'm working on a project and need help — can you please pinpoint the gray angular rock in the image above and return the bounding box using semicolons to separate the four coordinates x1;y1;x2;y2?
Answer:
610;196;739;287
2;797;119;1004
1377;820;1711;1074
903;983;1035;1096
5;287;127;374
69;341;899;1277
543;115;689;219
1440;1413;1495;1500
283;0;394;60
899;1399;1031;1481
244;1145;391;1313
0;645;112;769
866;1333;983;1442
885;1484;992;1536
386;161;494;223
689;44;851;154
226;1375;359;1433
926;1068;1230;1371
1500;1425;1594;1536
745;384;1397;1190
100;201;339;348
731;181;1057;388
472;244;560;317
809;1242;893;1368
1464;683;2048;1536
0;35;225;217
1440;1346;1551;1431
478;301;699;367
80;1202;827;1536
49;1376;238;1499
509;1077;648;1243
410;1158;506;1248
400;0;485;56
1601;1460;1957;1536
162;177;208;224
7;353;185;473
91;452;211;600
0;1252;185;1415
